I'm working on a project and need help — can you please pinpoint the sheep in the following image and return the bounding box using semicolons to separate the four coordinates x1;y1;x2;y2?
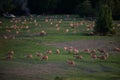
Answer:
56;27;60;31
98;55;107;60
73;48;79;54
6;55;13;60
56;49;60;54
97;52;109;60
50;22;53;25
90;49;96;54
90;53;97;59
16;30;19;34
8;50;14;55
98;49;106;53
27;29;30;33
46;50;52;54
39;30;46;36
67;59;75;65
63;46;68;51
41;55;48;60
25;54;33;59
104;52;109;58
45;19;48;22
36;52;43;57
56;24;59;27
114;47;120;52
83;48;90;53
70;23;74;27
88;32;94;35
4;35;8;39
67;46;73;53
65;29;69;33
74;55;83;60
6;50;14;60
0;21;2;24
6;29;11;32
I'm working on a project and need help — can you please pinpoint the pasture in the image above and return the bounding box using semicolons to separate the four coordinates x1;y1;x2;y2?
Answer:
0;15;120;80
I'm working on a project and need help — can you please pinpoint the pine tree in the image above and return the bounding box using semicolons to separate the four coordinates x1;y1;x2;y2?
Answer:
94;4;113;35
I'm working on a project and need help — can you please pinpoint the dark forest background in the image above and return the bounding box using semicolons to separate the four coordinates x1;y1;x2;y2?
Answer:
0;0;120;19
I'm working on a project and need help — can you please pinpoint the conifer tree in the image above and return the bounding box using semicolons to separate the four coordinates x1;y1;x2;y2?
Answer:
94;4;113;35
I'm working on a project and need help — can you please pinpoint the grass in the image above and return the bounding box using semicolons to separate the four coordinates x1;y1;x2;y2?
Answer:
0;15;120;80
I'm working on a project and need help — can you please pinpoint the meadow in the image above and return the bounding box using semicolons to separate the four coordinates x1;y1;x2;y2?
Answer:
0;15;120;80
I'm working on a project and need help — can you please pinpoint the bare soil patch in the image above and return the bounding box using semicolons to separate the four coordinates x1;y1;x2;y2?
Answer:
47;39;120;52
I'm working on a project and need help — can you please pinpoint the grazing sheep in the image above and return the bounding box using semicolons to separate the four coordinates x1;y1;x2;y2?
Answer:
83;48;90;53
59;21;62;23
8;50;14;55
104;52;109;58
67;46;73;53
63;46;68;51
88;32;94;35
46;50;52;54
41;55;48;60
0;21;2;24
4;35;8;39
67;59;75;65
56;49;60;54
25;54;33;59
6;50;14;60
56;24;59;27
6;55;13;60
45;19;48;22
98;55;107;60
50;22;53;24
56;27;60;31
97;52;109;60
65;29;69;33
36;52;43;57
90;49;96;54
70;23;74;27
114;47;120;52
74;55;83;60
16;31;19;34
91;53;97;59
98;49;106;53
39;30;46;36
6;29;11;32
73;48;79;54
27;30;30;33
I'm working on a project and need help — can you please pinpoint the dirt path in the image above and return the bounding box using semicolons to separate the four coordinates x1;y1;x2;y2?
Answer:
47;39;120;51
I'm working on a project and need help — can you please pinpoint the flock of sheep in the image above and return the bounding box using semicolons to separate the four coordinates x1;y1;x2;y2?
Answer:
6;45;120;65
0;15;95;39
1;15;120;65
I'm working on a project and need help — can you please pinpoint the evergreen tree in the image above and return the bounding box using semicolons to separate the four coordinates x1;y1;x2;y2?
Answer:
94;4;113;35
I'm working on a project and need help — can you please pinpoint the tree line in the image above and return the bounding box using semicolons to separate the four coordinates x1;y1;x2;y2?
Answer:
0;0;120;19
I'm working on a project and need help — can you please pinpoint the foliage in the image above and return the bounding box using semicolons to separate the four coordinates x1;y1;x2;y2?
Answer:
76;0;94;17
0;0;120;19
0;0;15;14
112;0;120;19
94;4;113;35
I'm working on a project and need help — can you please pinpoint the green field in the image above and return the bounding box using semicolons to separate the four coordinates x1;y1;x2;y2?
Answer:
0;15;120;80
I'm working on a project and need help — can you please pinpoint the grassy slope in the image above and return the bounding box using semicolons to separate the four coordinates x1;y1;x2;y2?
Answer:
0;15;120;80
